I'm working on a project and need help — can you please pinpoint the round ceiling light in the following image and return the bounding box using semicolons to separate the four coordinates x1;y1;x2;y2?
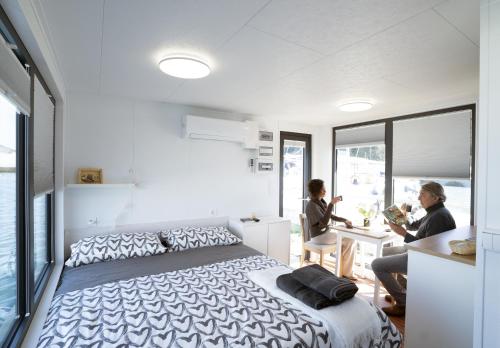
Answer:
338;101;373;112
159;57;211;79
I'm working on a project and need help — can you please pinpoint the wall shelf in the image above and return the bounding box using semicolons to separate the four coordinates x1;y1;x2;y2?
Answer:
65;183;135;189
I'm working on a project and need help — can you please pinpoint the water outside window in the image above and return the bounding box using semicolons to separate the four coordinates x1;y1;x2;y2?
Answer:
282;140;306;266
0;94;18;340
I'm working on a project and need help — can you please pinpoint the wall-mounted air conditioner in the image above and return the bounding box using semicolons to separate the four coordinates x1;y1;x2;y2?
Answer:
183;115;258;149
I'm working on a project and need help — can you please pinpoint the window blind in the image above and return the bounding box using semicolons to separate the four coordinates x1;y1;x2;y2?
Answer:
335;123;385;147
393;110;472;179
0;34;30;114
33;75;54;194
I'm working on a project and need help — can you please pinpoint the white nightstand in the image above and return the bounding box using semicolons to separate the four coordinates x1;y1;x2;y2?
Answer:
229;216;291;265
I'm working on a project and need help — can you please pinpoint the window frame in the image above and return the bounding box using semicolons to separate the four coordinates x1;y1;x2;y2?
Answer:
0;5;56;348
332;104;476;225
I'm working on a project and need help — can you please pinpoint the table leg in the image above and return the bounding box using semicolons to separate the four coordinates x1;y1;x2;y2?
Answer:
373;240;383;306
336;232;342;277
360;242;366;278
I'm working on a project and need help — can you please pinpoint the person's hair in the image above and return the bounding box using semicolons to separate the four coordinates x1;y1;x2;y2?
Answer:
308;179;324;198
421;181;446;202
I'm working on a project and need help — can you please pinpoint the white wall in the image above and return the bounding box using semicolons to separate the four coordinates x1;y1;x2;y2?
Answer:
64;92;332;230
474;1;500;347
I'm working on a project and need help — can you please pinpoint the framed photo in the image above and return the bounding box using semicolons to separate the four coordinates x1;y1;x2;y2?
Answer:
259;146;273;157
78;168;103;184
259;131;273;141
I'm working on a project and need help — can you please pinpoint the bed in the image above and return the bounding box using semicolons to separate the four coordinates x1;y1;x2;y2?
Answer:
38;218;402;347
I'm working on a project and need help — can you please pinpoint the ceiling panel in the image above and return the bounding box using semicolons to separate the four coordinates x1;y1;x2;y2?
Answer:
168;26;323;110
37;0;479;125
248;0;444;55
434;0;480;46
99;0;269;100
38;0;104;92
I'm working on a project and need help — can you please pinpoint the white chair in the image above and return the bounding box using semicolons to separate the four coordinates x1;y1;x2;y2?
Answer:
299;214;337;267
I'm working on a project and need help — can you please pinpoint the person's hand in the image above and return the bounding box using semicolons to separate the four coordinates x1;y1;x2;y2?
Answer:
400;203;408;217
344;220;353;229
388;221;407;237
330;196;342;205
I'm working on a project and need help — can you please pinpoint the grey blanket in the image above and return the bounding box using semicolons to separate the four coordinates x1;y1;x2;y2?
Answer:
56;244;260;295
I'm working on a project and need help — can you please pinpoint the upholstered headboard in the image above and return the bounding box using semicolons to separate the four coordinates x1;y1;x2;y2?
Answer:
64;216;230;260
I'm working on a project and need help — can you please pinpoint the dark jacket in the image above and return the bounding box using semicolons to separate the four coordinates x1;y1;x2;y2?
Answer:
305;199;346;239
404;202;456;243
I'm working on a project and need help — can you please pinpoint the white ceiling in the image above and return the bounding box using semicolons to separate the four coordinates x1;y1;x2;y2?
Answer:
36;0;479;125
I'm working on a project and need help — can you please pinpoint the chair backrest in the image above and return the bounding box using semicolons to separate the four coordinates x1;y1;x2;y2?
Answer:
299;213;311;243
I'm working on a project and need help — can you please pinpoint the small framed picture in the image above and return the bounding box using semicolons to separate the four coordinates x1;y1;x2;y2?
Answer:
259;131;273;141
259;146;273;157
78;168;103;184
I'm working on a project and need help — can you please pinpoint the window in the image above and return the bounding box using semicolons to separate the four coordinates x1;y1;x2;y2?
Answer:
1;6;55;347
0;94;18;344
335;145;385;225
333;105;475;228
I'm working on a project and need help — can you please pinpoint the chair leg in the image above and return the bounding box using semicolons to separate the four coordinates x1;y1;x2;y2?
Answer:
319;251;324;266
300;248;305;266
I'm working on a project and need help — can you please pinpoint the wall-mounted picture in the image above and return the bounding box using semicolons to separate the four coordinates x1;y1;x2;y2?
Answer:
78;168;103;184
259;130;273;141
259;146;273;157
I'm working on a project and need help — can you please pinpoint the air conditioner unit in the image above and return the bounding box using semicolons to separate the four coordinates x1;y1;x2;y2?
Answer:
184;115;258;149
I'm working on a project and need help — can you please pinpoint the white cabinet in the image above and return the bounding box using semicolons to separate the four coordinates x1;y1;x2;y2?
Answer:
229;216;291;264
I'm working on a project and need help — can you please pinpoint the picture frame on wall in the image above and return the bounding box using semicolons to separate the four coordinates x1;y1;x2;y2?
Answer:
77;168;103;184
259;130;273;141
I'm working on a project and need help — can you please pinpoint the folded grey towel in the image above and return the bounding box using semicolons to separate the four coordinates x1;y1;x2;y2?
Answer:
276;273;335;309
291;264;358;302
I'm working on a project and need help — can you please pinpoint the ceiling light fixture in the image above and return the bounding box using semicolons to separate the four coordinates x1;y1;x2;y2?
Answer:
159;56;211;79
338;101;374;112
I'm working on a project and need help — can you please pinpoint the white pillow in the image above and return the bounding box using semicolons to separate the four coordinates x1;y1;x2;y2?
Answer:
159;226;241;252
65;232;167;268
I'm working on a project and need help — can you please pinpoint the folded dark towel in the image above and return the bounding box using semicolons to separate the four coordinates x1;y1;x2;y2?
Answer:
276;273;335;309
291;264;358;302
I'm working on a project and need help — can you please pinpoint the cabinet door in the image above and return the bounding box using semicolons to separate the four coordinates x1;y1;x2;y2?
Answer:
267;221;291;264
242;224;268;254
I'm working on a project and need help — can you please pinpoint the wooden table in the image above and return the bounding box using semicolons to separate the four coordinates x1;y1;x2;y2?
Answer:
331;225;400;305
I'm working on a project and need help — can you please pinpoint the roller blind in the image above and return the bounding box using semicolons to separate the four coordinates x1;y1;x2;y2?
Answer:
393;110;472;178
34;75;54;194
335;123;385;147
0;34;30;114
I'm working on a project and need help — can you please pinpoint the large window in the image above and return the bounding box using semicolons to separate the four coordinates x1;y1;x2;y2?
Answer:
333;106;475;228
0;94;18;342
1;6;55;347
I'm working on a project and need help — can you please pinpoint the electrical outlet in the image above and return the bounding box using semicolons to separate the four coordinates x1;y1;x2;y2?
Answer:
88;217;98;225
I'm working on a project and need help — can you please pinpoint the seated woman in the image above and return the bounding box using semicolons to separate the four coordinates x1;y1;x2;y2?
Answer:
371;181;456;316
305;179;356;279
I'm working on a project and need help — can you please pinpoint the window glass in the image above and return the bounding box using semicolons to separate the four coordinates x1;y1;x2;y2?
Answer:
0;94;18;342
335;145;385;225
33;195;48;283
393;178;471;227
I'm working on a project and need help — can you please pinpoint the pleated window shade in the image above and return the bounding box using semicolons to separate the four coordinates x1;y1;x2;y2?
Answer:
34;75;54;195
0;34;30;114
393;110;472;179
335;123;385;147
